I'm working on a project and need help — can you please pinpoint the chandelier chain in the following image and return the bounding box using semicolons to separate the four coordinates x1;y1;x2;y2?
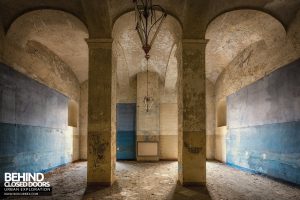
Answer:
133;0;167;112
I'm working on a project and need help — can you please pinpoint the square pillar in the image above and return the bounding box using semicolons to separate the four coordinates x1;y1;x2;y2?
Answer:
86;38;116;186
178;39;207;186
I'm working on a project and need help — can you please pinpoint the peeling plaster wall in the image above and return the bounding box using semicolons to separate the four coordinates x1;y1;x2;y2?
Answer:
0;63;73;182
227;59;300;185
209;9;300;163
205;9;297;162
215;40;298;104
215;126;227;162
4;10;88;83
134;72;179;160
2;12;84;165
288;10;300;56
3;40;80;101
160;77;178;160
213;9;300;104
206;80;215;159
116;78;137;104
214;38;298;163
114;41;137;104
72;131;79;162
160;103;178;160
79;81;88;160
205;10;287;83
210;7;300;181
3;40;81;159
136;72;160;161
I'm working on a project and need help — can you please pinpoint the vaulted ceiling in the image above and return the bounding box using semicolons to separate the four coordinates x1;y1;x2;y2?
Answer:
112;11;181;93
1;0;299;37
0;0;299;86
6;10;88;83
205;10;286;83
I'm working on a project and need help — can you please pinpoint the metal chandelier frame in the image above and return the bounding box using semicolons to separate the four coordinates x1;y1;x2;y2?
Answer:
134;0;167;60
133;0;167;112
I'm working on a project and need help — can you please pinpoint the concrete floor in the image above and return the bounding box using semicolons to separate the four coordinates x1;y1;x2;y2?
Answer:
9;161;300;200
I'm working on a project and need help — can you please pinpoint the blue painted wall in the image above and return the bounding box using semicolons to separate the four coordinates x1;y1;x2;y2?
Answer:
116;103;136;160
227;59;300;185
0;63;71;183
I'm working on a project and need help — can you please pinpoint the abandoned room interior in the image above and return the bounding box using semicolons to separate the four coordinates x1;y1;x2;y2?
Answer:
0;0;299;199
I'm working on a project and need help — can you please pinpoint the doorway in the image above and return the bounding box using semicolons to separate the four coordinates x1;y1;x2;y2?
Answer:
116;103;136;160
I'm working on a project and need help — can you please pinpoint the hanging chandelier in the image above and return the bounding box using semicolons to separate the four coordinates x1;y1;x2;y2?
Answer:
133;0;167;112
133;0;167;59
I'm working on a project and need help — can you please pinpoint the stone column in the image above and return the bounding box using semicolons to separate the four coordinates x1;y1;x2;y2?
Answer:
178;39;207;186
86;38;116;186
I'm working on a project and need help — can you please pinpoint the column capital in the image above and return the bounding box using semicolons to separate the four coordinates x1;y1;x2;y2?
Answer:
85;38;113;49
182;39;208;48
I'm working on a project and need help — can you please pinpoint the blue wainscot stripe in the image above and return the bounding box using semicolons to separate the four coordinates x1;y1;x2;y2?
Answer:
0;123;72;182
227;121;300;185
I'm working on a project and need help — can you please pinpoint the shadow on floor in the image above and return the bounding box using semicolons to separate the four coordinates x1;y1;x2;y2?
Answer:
167;182;212;200
83;182;123;199
83;182;212;200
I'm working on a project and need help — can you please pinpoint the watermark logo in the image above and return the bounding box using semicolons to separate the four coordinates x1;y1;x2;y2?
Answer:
1;172;52;197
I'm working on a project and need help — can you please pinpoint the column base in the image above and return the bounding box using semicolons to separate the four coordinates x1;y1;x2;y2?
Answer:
173;181;211;200
87;181;114;187
179;181;206;187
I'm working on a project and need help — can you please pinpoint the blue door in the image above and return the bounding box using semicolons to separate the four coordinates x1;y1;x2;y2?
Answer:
116;103;136;160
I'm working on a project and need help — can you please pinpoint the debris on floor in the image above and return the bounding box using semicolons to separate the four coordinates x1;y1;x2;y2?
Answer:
8;161;300;200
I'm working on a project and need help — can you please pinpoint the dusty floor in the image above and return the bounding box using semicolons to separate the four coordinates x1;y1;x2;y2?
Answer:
8;161;300;200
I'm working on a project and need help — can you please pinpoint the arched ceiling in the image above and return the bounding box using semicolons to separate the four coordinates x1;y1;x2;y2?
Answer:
0;0;85;33
6;10;89;83
2;0;299;39
0;0;299;86
112;11;181;92
288;9;300;55
205;9;286;83
108;0;187;25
